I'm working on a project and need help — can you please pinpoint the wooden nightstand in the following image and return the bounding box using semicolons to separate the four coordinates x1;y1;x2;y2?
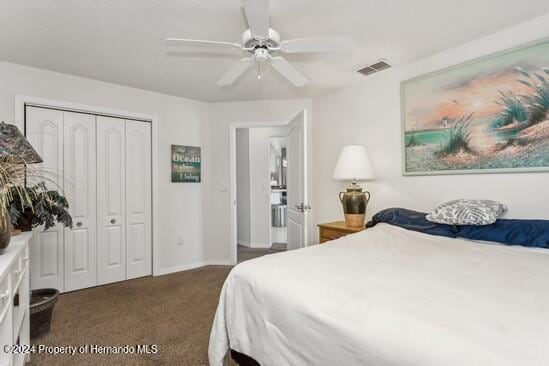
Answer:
317;221;366;243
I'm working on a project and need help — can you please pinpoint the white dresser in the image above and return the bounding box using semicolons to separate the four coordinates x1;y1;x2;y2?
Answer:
0;233;31;366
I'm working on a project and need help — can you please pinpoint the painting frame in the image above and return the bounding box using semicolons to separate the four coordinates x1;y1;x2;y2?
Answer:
401;36;549;176
171;144;201;183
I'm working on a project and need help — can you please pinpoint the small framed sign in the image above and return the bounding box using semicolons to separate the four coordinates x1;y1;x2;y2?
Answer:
171;145;201;183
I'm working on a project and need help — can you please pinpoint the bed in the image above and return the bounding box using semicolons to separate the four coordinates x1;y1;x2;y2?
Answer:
209;223;549;366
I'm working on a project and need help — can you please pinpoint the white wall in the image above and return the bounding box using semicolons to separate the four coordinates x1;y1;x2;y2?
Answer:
0;60;209;274
204;99;312;262
313;14;549;235
236;128;251;246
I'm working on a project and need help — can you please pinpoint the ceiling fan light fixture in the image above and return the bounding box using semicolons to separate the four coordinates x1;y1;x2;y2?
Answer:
165;0;352;88
257;63;262;80
254;48;270;62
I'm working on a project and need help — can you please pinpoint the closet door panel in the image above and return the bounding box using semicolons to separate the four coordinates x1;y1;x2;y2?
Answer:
25;106;65;291
97;116;126;285
63;112;97;291
31;229;64;291
125;121;152;279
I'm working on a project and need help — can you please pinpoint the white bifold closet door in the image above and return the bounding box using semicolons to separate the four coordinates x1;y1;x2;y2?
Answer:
26;106;152;292
125;121;152;279
63;112;97;292
26;107;66;291
96;116;127;285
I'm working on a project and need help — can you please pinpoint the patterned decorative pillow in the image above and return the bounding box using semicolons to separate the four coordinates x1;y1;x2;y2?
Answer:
426;199;507;226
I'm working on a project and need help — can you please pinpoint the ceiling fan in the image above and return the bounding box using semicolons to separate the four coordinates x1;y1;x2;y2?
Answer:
165;0;353;88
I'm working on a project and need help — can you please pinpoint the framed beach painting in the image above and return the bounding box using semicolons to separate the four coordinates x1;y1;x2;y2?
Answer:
171;145;201;183
401;38;549;175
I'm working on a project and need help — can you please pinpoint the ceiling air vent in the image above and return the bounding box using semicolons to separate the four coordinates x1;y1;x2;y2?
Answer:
357;60;391;76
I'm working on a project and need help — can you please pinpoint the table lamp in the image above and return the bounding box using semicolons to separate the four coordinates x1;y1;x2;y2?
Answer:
0;122;43;242
0;122;43;164
333;145;374;228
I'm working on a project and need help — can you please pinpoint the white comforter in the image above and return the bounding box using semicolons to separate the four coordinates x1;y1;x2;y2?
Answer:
209;224;549;366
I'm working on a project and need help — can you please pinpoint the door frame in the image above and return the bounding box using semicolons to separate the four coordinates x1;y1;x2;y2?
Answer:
14;95;160;276
229;111;310;265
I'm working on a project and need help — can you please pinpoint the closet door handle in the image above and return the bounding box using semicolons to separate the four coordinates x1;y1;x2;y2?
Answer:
76;222;82;227
110;219;116;224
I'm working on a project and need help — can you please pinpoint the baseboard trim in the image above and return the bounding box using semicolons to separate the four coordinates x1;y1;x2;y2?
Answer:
238;241;272;249
155;262;206;276
205;260;234;266
250;244;271;249
237;240;251;247
154;260;234;276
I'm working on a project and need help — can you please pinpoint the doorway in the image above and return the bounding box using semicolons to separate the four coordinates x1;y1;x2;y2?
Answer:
235;127;289;263
229;111;310;265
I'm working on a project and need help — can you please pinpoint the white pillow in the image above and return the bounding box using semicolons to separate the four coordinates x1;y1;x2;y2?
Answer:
426;199;507;226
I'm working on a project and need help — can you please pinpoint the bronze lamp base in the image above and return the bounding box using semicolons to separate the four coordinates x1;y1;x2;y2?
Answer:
344;213;366;228
339;181;370;228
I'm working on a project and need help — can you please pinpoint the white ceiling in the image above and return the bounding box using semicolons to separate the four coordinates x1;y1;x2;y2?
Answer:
1;0;548;102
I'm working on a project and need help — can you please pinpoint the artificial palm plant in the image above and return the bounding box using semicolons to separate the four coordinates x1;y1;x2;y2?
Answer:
0;122;72;252
8;182;72;231
0;155;34;250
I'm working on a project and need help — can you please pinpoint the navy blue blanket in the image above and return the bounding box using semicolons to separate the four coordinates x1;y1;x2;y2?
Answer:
367;208;549;249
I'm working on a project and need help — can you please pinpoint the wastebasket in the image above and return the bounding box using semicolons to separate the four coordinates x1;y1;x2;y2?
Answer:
30;288;59;339
271;204;287;227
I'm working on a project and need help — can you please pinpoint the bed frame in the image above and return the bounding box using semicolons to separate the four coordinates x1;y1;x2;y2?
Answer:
231;349;260;366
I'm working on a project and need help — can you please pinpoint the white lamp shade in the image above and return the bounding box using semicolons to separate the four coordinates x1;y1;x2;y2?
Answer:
333;145;374;180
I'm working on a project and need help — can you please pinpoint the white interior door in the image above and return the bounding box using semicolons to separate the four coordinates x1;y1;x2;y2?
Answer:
125;120;152;280
286;111;308;250
25;106;65;291
96;116;126;285
63;112;97;291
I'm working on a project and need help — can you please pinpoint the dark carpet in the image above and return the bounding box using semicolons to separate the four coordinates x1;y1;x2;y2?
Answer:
29;266;232;366
237;243;286;263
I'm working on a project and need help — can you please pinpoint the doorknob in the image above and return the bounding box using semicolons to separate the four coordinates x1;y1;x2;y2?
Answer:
110;219;116;224
76;222;82;227
294;203;312;212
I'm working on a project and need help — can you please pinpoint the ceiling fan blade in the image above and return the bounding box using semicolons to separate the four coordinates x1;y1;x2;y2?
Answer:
165;38;242;51
242;0;270;39
280;36;354;53
270;57;308;87
217;58;255;86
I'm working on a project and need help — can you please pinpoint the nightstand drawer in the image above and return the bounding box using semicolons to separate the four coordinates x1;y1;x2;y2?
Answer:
320;229;347;241
318;221;366;244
